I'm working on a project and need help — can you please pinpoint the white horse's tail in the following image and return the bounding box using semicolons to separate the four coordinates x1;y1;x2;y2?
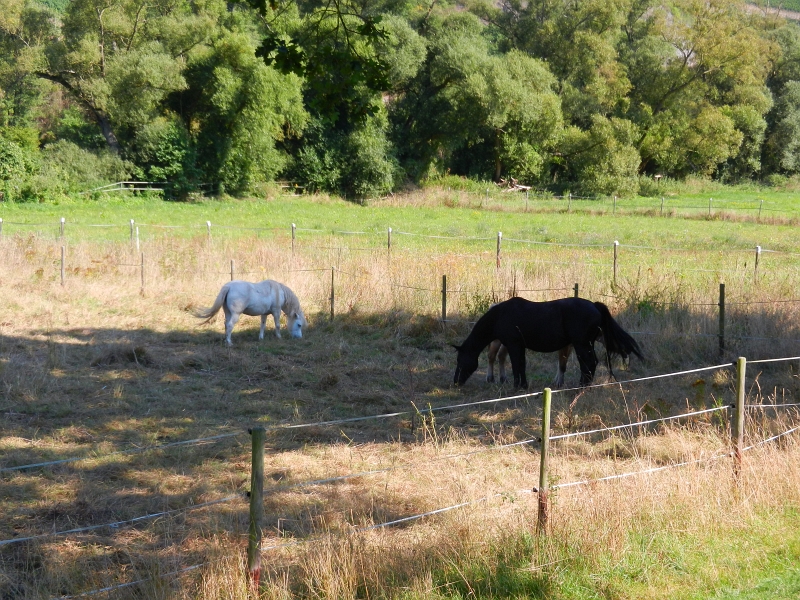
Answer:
195;283;230;324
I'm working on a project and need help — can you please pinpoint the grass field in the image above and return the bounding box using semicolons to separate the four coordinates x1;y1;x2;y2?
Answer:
1;188;799;599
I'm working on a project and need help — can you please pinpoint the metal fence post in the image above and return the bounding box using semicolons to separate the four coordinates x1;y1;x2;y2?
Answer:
496;231;502;270
247;427;266;594
732;357;746;484
718;283;725;356
613;240;619;287
538;387;552;533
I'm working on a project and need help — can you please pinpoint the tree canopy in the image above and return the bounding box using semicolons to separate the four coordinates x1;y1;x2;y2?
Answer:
0;0;797;199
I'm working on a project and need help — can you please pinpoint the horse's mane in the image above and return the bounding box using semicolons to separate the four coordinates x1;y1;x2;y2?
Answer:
279;282;302;314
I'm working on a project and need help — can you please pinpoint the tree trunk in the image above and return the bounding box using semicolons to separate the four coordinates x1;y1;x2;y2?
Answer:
35;71;122;154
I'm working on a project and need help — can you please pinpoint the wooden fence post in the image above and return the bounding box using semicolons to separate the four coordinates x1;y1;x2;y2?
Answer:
718;283;725;356
538;387;552;533
207;221;212;243
130;219;135;245
732;357;746;484
568;193;572;212
61;246;65;286
709;197;712;216
388;227;392;254
247;427;266;594
754;246;761;284
441;275;447;323
574;283;579;298
525;190;529;212
613;240;619;287
758;200;763;221
291;223;296;256
660;197;664;216
330;267;335;321
60;217;65;240
496;231;502;270
613;196;617;214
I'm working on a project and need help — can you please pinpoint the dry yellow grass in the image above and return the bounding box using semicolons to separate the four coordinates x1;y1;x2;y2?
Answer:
0;220;799;598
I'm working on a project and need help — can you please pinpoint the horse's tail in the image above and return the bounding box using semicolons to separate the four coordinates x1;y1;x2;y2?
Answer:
195;284;230;324
594;302;642;361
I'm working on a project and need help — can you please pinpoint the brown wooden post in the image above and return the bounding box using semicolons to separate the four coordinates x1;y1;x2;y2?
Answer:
538;387;552;533
718;283;725;356
732;357;746;484
496;231;502;270
60;217;65;240
613;195;617;214
754;246;761;284
247;427;266;594
291;223;296;256
330;267;335;321
130;219;135;245
60;246;65;286
230;260;235;282
574;283;579;298
758;200;763;220
525;190;529;212
388;227;392;255
613;240;619;287
441;275;447;323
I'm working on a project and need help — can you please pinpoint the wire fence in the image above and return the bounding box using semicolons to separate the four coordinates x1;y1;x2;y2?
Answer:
1;356;797;597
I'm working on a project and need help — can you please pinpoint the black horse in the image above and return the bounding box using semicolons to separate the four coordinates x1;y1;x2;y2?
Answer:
453;297;642;389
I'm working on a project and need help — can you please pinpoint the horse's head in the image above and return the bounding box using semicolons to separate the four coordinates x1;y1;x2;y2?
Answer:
288;310;306;339
452;344;479;386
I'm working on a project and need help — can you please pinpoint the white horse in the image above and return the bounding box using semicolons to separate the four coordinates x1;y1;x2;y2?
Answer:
196;280;306;346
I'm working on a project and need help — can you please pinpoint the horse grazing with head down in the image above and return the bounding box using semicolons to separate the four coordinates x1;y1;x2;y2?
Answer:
454;297;641;389
196;279;306;346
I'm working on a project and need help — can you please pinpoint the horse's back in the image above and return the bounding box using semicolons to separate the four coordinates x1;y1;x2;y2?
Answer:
492;297;600;352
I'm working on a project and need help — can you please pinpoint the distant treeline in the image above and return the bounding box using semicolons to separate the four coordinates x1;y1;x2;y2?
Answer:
2;0;800;200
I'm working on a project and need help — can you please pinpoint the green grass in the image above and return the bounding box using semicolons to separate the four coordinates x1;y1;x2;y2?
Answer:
0;190;798;253
412;507;800;600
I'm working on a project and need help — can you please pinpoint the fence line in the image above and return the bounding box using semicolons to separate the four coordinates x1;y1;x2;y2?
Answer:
0;494;243;547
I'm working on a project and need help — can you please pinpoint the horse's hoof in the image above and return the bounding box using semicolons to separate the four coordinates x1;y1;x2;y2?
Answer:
486;375;495;383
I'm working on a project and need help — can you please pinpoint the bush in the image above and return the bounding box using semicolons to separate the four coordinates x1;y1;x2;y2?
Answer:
42;140;132;193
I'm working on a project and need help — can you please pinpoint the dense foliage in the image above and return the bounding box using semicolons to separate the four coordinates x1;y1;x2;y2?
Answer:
0;0;799;199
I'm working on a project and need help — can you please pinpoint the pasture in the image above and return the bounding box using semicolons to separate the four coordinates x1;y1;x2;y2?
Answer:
1;189;799;599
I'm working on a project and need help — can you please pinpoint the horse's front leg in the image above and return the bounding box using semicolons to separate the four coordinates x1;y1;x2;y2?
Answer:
272;310;282;338
486;340;500;383
573;343;598;386
497;344;508;384
507;345;527;389
259;315;267;340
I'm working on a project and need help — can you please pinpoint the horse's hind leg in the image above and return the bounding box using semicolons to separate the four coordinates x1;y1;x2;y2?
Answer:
223;306;240;346
259;315;267;340
553;345;572;388
507;344;528;389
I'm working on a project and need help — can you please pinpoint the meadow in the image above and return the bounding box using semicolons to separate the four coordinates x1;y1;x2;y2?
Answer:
1;187;799;599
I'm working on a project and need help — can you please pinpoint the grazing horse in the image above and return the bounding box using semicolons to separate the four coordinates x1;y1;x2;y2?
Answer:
196;280;306;346
454;297;641;389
